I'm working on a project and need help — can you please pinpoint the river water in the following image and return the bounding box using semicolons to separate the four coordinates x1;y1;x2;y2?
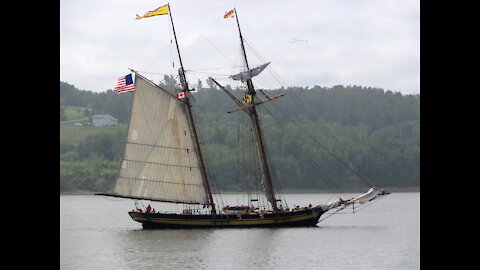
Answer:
60;192;419;269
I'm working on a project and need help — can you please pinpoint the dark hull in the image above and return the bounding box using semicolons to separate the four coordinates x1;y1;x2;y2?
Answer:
129;207;325;229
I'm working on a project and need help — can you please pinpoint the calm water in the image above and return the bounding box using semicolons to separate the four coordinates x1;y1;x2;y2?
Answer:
60;193;419;270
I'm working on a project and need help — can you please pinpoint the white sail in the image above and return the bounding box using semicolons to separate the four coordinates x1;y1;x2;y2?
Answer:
318;198;343;211
317;187;380;211
345;187;379;204
230;62;270;82
113;74;209;205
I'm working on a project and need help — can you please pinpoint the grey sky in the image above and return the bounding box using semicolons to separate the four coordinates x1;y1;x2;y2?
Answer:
60;0;419;94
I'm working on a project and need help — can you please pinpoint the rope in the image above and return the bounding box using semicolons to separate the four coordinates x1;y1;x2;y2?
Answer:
188;94;226;210
287;92;375;187
254;87;374;188
236;30;382;189
173;9;237;66
318;194;389;222
251;93;340;190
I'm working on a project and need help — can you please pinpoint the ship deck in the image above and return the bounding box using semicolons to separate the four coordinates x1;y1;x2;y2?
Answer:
129;207;325;229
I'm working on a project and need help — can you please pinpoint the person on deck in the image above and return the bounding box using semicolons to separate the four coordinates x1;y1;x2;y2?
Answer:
146;204;152;213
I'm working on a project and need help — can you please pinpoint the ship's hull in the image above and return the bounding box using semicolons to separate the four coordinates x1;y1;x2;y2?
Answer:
129;208;324;229
129;207;325;229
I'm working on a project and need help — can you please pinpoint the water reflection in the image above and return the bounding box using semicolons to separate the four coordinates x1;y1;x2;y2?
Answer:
201;228;281;269
107;228;283;269
110;229;214;269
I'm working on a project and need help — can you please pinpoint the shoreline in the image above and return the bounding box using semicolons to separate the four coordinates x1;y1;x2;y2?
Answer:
60;186;419;196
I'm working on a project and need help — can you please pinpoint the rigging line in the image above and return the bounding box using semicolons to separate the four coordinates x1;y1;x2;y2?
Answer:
247;116;263;205
242;38;268;66
273;94;373;187
257;88;374;188
242;38;290;91
258;96;341;191
243;22;293;86
249;61;289;90
188;94;227;209
233;17;298;89
243;23;273;60
168;17;175;72
240;61;288;91
348;194;388;214
257;108;288;206
318;205;349;222
319;194;388;223
265;138;288;208
246;116;265;205
253;105;286;204
266;66;290;88
287;91;375;187
173;9;237;66
259;103;340;190
199;154;225;209
135;70;173;76
251;95;339;190
186;71;231;76
239;37;293;89
185;66;244;71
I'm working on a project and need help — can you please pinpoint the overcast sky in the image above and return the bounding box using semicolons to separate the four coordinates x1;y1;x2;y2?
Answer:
60;0;419;94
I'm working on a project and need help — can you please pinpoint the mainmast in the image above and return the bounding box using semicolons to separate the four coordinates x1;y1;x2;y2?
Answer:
168;4;216;213
233;9;279;212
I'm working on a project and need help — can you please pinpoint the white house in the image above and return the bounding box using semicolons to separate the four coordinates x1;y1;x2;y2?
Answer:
92;114;118;127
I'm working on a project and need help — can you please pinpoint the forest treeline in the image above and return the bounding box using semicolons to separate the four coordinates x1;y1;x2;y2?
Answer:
60;78;419;193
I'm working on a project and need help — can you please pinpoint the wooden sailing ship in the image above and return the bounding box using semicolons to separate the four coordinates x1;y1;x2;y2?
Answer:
97;5;389;229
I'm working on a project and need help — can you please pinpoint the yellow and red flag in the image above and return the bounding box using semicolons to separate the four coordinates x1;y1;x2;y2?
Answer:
224;9;235;18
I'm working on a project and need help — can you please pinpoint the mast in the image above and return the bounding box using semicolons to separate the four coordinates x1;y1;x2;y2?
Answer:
233;9;279;212
168;4;216;213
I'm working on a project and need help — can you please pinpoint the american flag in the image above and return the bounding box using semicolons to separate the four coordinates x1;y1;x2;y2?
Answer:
114;73;135;94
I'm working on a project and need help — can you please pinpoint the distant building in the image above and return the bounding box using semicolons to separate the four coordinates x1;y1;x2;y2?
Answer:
91;114;118;127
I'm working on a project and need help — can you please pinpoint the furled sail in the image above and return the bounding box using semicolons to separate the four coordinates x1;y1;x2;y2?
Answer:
113;74;209;205
317;187;380;211
230;62;270;82
343;187;379;204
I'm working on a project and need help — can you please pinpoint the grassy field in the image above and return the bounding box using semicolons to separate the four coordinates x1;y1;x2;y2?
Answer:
64;106;88;120
60;105;127;144
61;106;90;125
60;124;127;144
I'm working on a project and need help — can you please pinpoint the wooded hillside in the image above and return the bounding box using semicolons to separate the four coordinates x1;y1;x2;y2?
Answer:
60;79;419;193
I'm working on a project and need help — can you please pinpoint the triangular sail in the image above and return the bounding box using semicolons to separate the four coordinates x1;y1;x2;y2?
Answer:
113;74;209;205
230;62;270;82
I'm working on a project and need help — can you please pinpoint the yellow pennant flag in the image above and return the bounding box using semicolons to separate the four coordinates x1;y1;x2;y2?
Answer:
136;4;169;20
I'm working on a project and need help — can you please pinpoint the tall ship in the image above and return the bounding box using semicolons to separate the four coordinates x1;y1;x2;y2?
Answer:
97;4;389;229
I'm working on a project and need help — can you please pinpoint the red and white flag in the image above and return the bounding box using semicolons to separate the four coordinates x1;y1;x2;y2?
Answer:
175;90;188;99
114;73;135;94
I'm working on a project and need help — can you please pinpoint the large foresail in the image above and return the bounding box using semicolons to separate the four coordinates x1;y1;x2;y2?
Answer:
113;74;209;205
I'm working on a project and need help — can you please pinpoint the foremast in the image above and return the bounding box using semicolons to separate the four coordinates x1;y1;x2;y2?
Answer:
233;9;279;212
167;4;216;213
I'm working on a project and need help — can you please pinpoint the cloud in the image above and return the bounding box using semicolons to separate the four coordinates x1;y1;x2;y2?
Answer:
60;0;419;94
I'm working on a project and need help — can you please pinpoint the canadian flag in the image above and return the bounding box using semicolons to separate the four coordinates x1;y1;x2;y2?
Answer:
175;91;188;99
